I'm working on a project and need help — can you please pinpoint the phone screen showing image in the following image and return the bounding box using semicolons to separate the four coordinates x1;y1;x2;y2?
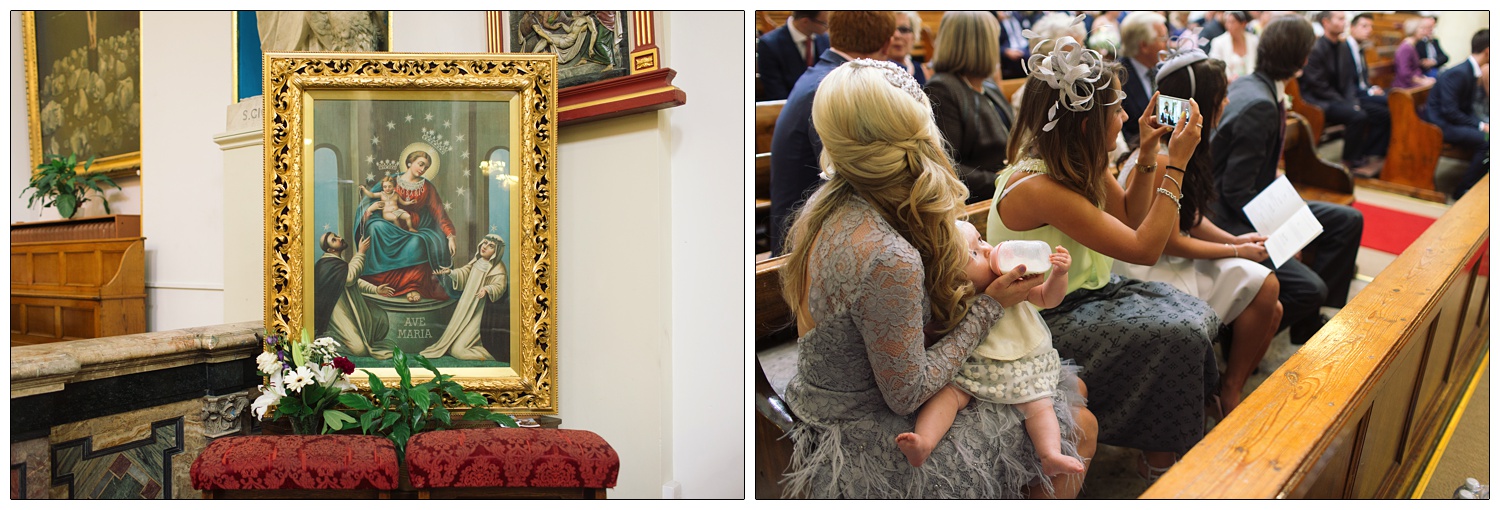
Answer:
1157;95;1191;127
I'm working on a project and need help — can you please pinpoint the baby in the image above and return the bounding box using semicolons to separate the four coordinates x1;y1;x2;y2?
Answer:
896;220;1085;477
360;176;418;233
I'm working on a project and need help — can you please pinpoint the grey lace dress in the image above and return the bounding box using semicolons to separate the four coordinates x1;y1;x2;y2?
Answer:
781;197;1087;499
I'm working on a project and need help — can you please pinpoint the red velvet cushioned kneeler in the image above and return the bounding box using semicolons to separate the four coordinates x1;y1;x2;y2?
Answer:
191;434;400;491
405;428;619;490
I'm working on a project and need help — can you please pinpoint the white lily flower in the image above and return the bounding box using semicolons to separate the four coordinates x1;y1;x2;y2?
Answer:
256;351;281;375
249;372;287;420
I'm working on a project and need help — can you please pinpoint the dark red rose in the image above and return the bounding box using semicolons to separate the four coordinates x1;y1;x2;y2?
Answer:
332;356;355;375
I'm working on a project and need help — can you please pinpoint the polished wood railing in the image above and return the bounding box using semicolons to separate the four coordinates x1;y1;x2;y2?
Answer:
1143;175;1489;498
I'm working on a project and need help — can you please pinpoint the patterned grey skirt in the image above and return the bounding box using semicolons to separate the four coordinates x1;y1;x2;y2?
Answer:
1039;274;1221;454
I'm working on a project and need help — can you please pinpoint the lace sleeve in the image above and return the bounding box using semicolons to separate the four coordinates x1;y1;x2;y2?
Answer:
853;247;1003;416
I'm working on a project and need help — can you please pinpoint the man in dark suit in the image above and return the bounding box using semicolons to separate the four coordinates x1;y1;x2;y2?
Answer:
1426;29;1490;199
756;11;830;102
1211;15;1364;345
1117;11;1168;145
1299;11;1389;176
767;11;897;254
1198;11;1226;53
996;11;1030;80
1415;16;1450;78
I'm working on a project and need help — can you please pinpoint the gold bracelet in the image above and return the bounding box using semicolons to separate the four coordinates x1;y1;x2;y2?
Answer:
1137;161;1158;174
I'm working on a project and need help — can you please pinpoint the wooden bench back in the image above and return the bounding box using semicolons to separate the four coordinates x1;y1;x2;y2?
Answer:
999;77;1027;104
1283;112;1355;204
755;100;786;154
1284;78;1328;143
1382;83;1444;193
1144;176;1490;498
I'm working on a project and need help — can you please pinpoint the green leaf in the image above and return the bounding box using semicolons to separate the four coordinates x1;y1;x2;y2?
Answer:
462;408;489;421
391;423;412;451
464;392;489;407
489;413;519;428
363;369;386;395
393;349;412;388
414;354;440;377
323;409;356;432
381;411;400;429
409;387;431;411
56;194;77;219
359;408;377;434
338;393;375;410
432;403;451;426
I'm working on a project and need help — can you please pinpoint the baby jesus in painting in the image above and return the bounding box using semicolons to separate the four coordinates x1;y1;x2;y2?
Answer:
360;176;418;233
896;221;1085;477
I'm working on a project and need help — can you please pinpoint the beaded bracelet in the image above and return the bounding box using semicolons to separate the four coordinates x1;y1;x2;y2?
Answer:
1156;187;1181;210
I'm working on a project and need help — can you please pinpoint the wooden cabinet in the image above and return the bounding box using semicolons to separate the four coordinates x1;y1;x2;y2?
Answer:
11;215;146;345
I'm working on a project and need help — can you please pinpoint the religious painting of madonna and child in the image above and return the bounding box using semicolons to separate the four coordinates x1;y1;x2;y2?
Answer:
309;95;516;368
264;54;559;413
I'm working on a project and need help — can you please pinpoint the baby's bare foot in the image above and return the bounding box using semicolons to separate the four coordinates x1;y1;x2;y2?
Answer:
895;432;934;467
1039;452;1085;477
406;292;422;302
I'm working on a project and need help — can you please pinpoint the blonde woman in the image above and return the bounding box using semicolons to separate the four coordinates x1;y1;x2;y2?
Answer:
924;11;1017;204
779;59;1095;498
890;11;927;84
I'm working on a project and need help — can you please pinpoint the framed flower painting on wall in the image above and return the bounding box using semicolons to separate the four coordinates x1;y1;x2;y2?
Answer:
22;11;142;175
262;52;559;415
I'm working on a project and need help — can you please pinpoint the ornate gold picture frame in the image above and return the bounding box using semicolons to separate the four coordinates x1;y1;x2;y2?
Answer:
22;11;143;175
263;52;559;415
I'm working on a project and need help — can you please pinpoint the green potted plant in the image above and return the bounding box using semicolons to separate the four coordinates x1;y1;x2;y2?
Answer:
20;153;120;219
336;347;518;461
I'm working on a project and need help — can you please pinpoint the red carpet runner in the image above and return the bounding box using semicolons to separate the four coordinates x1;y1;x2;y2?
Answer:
1351;201;1487;275
1350;201;1437;255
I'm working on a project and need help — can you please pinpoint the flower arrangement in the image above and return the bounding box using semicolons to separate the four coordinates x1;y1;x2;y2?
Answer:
250;330;360;434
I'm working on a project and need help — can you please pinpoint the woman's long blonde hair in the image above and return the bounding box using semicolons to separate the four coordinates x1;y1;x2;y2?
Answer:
780;61;975;333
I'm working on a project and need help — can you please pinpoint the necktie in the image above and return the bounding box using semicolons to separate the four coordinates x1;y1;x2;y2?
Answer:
1146;65;1158;91
804;37;815;67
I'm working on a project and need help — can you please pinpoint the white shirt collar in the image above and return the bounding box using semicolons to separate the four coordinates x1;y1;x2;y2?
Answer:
1274;79;1290;109
1129;57;1155;94
1470;56;1483;77
786;17;810;48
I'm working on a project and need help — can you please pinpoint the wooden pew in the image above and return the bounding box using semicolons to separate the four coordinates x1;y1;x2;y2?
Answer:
1144;176;1489;499
755;100;787;256
1285;78;1337;144
755;100;786;154
11;215;147;346
1283;112;1355;205
999;77;1027;104
1375;83;1474;201
754;200;992;498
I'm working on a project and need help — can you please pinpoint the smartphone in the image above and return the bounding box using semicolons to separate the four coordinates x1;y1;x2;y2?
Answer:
1157;94;1191;127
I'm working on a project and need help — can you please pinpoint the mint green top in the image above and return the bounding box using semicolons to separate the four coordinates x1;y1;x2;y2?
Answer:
985;158;1114;294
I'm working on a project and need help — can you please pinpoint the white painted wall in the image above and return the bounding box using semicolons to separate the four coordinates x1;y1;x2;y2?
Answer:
1430;11;1489;68
389;11;488;53
661;11;747;499
139;12;230;330
10;12;228;331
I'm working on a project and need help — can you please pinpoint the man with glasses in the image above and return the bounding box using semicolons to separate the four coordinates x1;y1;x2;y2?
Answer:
1118;11;1169;145
756;11;830;101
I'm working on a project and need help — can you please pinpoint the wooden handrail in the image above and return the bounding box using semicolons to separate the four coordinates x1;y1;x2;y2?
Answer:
1143;175;1489;498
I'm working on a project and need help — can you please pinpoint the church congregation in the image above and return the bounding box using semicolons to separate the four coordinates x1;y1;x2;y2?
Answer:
754;10;1489;499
